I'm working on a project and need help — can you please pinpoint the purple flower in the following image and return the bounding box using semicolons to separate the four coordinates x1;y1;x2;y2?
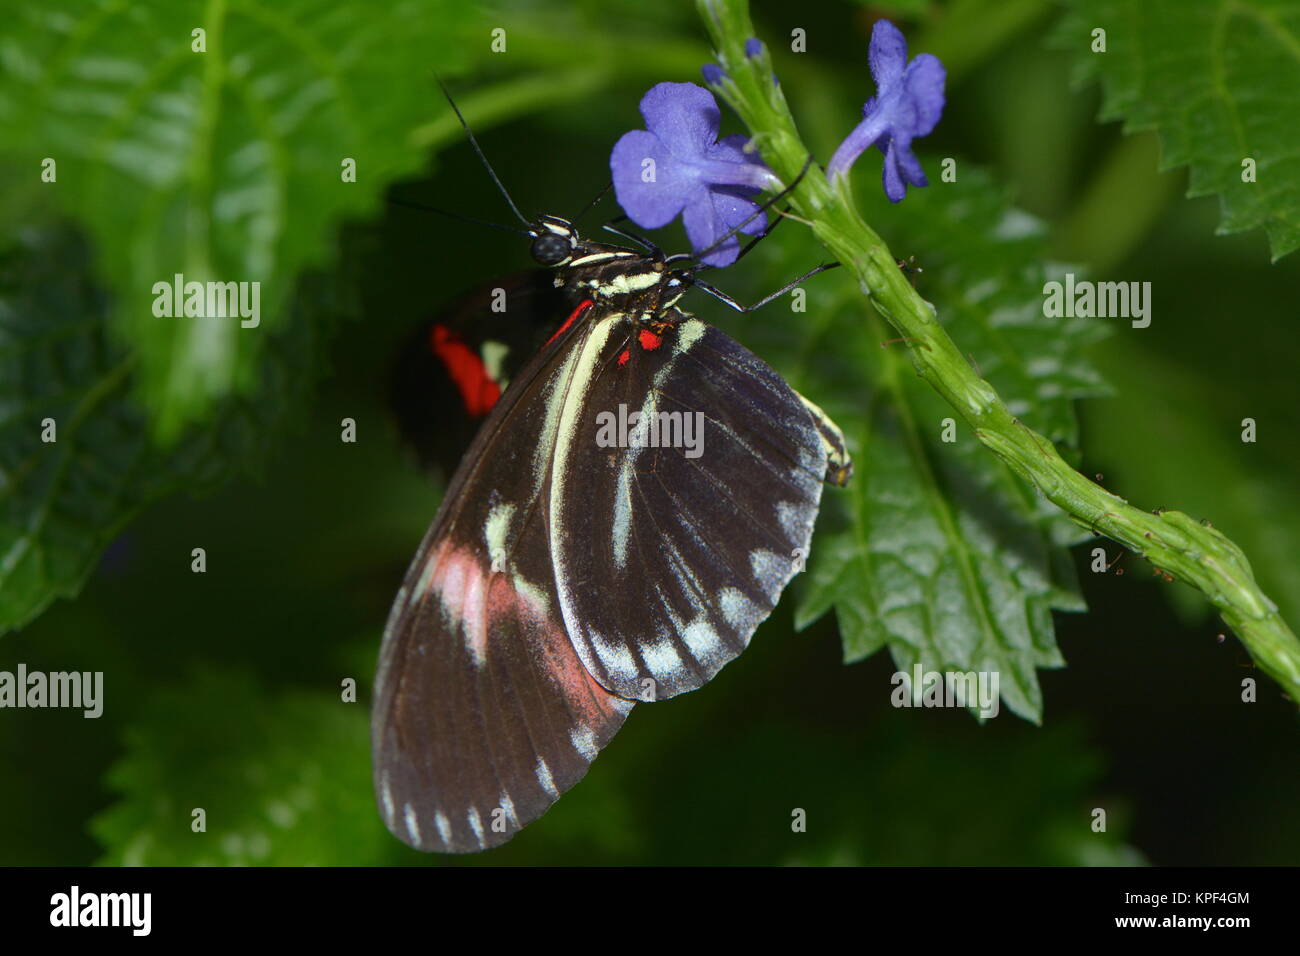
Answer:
827;19;946;202
611;82;781;267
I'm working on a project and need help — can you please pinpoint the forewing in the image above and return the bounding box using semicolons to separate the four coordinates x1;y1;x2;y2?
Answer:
373;310;632;853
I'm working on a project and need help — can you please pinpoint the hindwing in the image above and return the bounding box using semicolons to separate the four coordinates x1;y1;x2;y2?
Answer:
546;312;832;700
374;302;629;853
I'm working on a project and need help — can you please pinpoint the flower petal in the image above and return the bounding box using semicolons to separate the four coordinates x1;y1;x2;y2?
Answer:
610;129;696;229
893;137;928;187
703;134;783;191
683;195;741;267
707;132;753;164
711;186;767;237
901;54;946;136
638;81;721;156
868;19;908;89
881;139;906;203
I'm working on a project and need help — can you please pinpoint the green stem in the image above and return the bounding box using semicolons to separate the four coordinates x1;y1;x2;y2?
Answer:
697;0;1300;704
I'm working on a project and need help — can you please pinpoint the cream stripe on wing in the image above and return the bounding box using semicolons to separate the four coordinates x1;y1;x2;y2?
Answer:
547;315;628;686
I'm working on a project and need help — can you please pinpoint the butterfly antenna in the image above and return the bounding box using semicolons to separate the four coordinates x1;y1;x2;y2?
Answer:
436;77;530;227
572;181;613;226
388;196;529;237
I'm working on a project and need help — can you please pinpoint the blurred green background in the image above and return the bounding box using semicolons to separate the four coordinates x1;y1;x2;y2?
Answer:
1;0;1297;865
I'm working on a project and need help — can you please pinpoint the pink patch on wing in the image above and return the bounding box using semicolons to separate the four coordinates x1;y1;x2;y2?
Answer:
426;542;490;666
536;617;631;725
638;329;663;351
422;540;629;723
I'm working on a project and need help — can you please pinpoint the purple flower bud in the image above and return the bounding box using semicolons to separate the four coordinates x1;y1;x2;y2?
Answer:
701;62;725;85
743;37;779;85
826;19;946;202
610;82;781;267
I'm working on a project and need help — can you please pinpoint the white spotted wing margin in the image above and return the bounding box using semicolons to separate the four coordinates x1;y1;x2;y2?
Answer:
373;301;848;853
548;314;839;702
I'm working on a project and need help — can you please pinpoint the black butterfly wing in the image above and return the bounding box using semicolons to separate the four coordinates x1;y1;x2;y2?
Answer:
374;308;632;853
546;313;834;701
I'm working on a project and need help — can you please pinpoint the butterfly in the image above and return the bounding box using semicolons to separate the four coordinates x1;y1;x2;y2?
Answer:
373;104;850;853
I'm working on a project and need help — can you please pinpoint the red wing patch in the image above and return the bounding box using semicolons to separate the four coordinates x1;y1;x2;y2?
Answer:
545;298;594;348
429;324;501;418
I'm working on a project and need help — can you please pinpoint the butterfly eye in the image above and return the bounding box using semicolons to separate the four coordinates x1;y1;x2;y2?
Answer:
530;233;571;266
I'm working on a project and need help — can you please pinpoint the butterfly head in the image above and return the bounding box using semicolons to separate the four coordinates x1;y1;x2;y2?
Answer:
529;215;579;267
528;214;680;312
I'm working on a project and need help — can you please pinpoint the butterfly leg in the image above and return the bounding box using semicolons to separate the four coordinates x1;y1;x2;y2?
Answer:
601;217;664;256
676;156;818;267
687;261;842;313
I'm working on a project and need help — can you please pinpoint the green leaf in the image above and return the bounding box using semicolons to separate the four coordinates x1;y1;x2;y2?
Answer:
92;670;388;865
0;0;479;437
0;225;347;635
1056;0;1300;260
720;172;1103;722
